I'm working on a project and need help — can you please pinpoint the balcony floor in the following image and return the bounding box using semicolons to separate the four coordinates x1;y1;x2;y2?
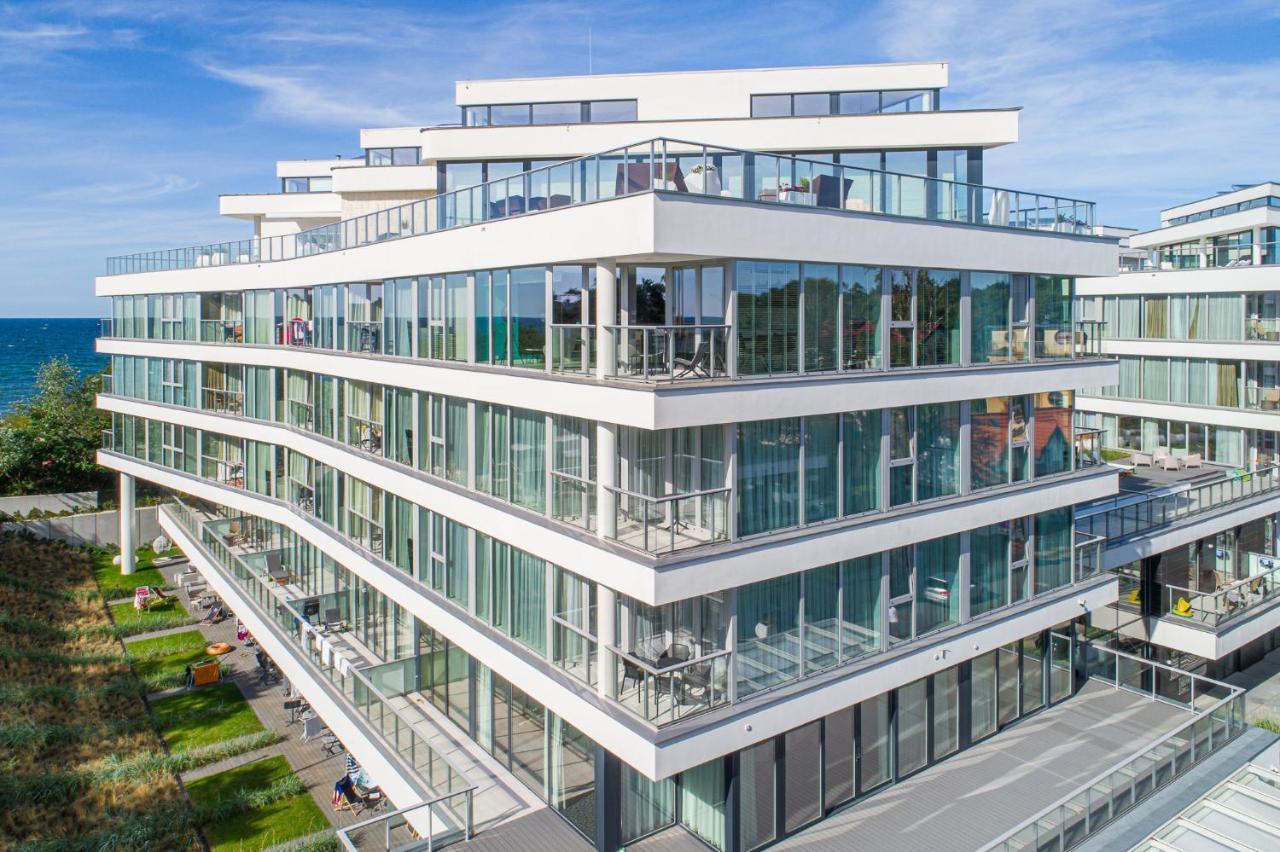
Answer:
775;680;1191;852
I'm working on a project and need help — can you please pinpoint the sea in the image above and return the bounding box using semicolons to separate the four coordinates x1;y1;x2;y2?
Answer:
0;318;107;414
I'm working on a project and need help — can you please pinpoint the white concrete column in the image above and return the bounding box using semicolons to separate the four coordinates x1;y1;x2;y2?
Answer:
1254;227;1264;265
595;259;617;380
597;422;617;540
597;583;617;699
119;472;136;575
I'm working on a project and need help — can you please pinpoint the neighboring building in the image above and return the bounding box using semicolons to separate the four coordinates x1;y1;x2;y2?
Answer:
1076;184;1280;685
98;63;1247;851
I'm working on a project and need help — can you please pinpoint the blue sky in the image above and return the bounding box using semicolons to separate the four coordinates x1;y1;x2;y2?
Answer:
2;0;1278;317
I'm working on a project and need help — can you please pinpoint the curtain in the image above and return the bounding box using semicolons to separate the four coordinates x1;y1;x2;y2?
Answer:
1144;358;1169;402
1034;508;1072;593
803;265;839;371
1216;361;1240;407
1142;419;1161;452
842;409;882;514
1169;294;1188;338
1213;427;1242;466
915;534;960;632
1189;360;1208;405
679;760;726;851
971;523;1009;615
1143;296;1168;337
621;766;676;844
510;408;545;512
970;272;1011;363
737;419;800;535
916;402;960;500
1117;295;1141;338
803;415;839;522
511;550;546;654
841;555;881;657
802;564;839;671
1118;357;1141;398
1208;293;1244;340
1169;358;1188;403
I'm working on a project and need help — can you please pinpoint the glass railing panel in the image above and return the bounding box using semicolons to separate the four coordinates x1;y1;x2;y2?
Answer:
610;647;731;724
107;138;1095;273
606;324;730;381
608;485;730;554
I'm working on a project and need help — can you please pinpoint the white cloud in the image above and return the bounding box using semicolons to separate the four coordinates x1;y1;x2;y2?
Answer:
869;0;1280;226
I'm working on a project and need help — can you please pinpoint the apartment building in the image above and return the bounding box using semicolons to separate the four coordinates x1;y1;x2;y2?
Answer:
96;63;1250;851
1076;183;1280;684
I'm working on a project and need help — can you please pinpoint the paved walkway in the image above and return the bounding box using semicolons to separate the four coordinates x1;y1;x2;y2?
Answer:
1227;646;1280;724
777;681;1192;852
132;567;365;833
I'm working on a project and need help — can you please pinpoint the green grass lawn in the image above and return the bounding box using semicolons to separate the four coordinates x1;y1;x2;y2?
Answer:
108;595;194;629
187;756;329;851
126;629;210;681
92;545;182;599
152;682;265;751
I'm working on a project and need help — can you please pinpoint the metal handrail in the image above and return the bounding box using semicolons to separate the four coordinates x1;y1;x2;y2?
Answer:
165;501;477;809
335;790;475;851
105;136;1096;273
979;643;1245;851
1076;466;1280;541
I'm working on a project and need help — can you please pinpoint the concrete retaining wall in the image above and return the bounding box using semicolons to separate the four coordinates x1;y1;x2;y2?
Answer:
0;506;160;548
0;491;99;516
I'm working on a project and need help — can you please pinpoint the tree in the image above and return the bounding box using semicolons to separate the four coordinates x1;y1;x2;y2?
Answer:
0;357;111;496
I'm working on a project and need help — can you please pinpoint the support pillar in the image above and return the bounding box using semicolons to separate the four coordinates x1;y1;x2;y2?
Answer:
597;584;616;699
119;472;136;575
595;259;617;380
597;422;617;540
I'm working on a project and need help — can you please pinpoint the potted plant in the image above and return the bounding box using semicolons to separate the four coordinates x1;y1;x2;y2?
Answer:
686;163;721;195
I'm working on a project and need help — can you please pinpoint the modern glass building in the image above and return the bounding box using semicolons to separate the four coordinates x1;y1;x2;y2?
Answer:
1076;184;1280;685
97;63;1141;850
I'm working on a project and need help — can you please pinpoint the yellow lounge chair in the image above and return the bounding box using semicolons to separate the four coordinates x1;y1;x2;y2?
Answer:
1127;588;1141;605
1172;597;1193;617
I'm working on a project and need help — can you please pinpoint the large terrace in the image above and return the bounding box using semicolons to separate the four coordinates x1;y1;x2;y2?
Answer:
104;137;1096;275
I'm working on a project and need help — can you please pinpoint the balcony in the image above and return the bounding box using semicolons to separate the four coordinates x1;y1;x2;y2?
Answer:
104;137;1096;275
1160;553;1280;629
1075;466;1280;542
161;501;480;846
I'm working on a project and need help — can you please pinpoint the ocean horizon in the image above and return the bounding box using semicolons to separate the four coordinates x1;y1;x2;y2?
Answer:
0;317;106;414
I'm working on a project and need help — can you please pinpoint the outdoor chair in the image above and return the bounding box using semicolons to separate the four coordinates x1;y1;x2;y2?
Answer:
1132;452;1153;467
621;657;644;693
1152;446;1171;463
322;607;347;633
1160;456;1180;471
1183;453;1203;469
322;734;343;756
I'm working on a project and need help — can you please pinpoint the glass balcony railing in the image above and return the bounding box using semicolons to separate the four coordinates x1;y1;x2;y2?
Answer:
1246;316;1280;342
202;387;244;415
548;324;596;374
200;318;244;343
1075;467;1280;541
164;500;475;843
604;324;731;381
983;643;1246;852
610;646;731;724
105;138;1097;275
1244;384;1280;410
1162;554;1280;629
1072;531;1106;582
607;484;731;554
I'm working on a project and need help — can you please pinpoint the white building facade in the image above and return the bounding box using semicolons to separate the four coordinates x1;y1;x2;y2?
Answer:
1076;183;1280;679
98;63;1122;850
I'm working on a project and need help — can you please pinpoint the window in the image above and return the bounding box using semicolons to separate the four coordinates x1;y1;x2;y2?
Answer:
490;104;531;125
283;177;309;193
735;261;800;375
916;534;960;634
841;265;882;369
586;99;637;122
751;89;936;117
531;101;581;124
889;407;914;507
366;147;420;166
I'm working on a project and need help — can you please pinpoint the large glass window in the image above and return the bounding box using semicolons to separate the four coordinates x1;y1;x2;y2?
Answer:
736;261;800;375
970;271;1016;363
971;522;1009;615
842;409;881;515
841;265;882;369
1035;275;1073;359
510;266;546;369
916;534;960;634
803;264;839;371
739;739;776;850
916;402;960;500
1034;391;1072;477
737;418;800;535
1034;508;1072;594
896;678;928;776
917;269;960;366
